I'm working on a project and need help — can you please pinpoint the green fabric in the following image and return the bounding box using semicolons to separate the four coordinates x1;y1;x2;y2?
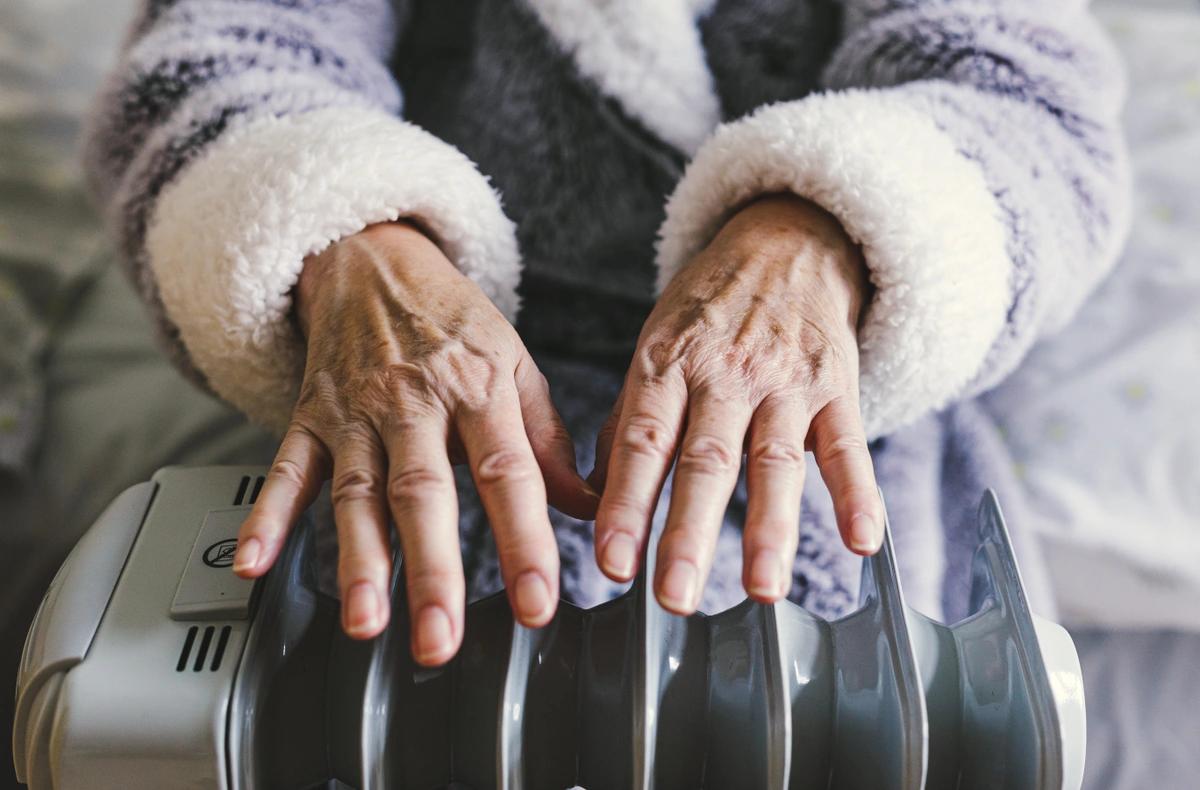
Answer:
0;6;276;748
0;271;45;471
0;248;277;786
0;0;276;527
35;256;278;526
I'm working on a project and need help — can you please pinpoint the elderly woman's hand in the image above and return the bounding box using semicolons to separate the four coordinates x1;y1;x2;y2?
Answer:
591;194;884;614
232;221;597;665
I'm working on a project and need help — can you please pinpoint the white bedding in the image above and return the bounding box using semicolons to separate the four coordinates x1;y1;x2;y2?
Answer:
986;0;1200;631
1074;627;1200;790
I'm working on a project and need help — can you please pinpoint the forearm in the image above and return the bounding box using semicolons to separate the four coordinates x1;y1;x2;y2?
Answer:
83;1;521;432
81;0;405;398
821;0;1133;388
85;0;406;262
658;0;1131;437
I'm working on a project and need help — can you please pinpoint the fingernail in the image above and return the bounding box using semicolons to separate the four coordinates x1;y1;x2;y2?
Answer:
344;582;383;637
415;605;453;662
232;537;261;573
514;571;554;623
849;513;881;553
580;480;601;500
602;533;638;579
748;549;786;599
659;560;699;612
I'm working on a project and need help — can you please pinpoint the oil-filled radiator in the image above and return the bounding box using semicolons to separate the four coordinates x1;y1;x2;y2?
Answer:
13;466;1085;789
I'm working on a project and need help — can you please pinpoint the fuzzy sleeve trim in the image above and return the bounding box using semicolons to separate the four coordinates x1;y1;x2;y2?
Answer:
144;106;521;433
655;89;1011;438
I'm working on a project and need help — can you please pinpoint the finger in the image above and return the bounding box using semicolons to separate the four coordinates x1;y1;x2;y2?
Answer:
654;388;752;614
381;416;464;666
234;425;330;577
810;395;883;555
742;394;809;603
587;385;625;494
593;367;687;583
515;354;599;521
456;385;560;628
329;431;393;639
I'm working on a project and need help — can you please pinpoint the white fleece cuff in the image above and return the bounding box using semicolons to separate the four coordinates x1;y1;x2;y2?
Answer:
656;89;1011;438
145;106;521;433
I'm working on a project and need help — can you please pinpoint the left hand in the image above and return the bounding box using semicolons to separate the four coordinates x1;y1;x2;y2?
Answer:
590;193;885;614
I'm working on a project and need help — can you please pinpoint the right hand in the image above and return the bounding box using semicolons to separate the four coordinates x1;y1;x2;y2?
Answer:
232;220;598;666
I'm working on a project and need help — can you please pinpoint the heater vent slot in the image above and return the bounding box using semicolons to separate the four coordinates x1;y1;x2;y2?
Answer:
176;625;233;672
211;625;233;671
176;626;198;672
233;476;265;506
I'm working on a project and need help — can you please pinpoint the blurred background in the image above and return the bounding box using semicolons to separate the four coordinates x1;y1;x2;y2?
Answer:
1;1;1197;788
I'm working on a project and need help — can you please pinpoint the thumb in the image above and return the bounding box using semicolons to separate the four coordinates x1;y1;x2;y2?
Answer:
587;402;621;495
516;354;600;520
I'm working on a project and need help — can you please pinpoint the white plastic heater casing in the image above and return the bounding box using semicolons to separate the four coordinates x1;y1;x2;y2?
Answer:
13;467;264;790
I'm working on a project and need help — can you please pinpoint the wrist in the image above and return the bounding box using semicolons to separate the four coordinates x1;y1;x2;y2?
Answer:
293;220;443;338
717;193;872;326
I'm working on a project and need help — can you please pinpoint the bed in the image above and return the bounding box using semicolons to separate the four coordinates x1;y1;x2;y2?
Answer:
1;1;1197;787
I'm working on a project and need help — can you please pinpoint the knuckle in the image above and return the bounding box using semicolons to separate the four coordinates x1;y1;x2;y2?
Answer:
297;369;339;405
632;344;689;393
296;373;356;423
387;465;452;502
529;417;572;452
377;362;426;393
595;414;620;452
238;515;275;540
634;340;680;377
677;434;739;475
449;361;506;412
598;413;619;439
499;557;554;583
745;521;798;550
598;526;641;546
371;373;428;416
338;551;390;584
596;491;649;523
375;366;458;419
657;532;704;566
790;324;852;384
496;537;554;571
547;420;574;448
406;565;464;600
267;457;307;489
615;413;675;459
496;549;556;581
516;354;551;393
830;478;876;512
474;447;536;485
497;521;554;555
719;342;757;375
818;433;869;464
330;467;384;505
748;438;806;469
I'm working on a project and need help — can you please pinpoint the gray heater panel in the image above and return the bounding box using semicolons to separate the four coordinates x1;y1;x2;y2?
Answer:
345;490;1079;789
14;467;1085;790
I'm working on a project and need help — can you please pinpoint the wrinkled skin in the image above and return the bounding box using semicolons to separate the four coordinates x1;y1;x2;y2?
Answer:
590;194;883;614
233;193;882;666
